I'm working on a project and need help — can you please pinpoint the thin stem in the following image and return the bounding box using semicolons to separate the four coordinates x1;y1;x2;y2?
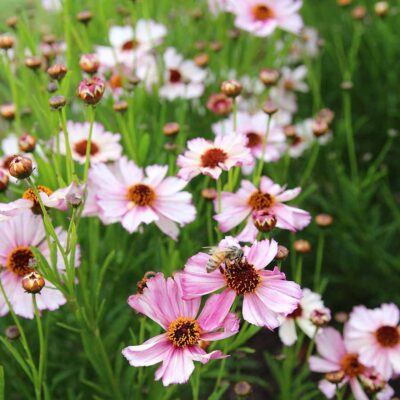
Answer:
33;295;46;400
58;109;75;182
313;232;325;291
83;107;95;182
254;114;272;185
216;178;222;214
232;98;237;132
343;91;358;183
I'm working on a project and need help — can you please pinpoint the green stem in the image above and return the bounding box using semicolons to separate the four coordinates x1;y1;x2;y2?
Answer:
83;107;96;182
254;114;272;185
343;91;358;183
313;232;325;291
58;109;75;182
33;295;46;400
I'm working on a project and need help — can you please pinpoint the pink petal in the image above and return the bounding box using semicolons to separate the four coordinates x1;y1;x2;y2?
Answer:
246;239;278;270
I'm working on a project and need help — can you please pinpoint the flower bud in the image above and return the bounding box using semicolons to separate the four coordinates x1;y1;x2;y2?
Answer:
0;103;16;120
195;41;206;51
113;100;128;113
352;6;367;20
65;182;86;207
0;35;15;50
234;381;252;397
49;95;66;110
190;8;203;20
76;10;93;24
312;118;329;137
315;213;333;228
210;41;223;52
18;133;36;153
0;169;9;192
47;82;58;93
5;325;20;340
252;210;277;233
360;371;386;394
334;312;349;323
163;122;180;137
42;34;56;45
294;239;311;254
6;16;18;29
194;53;209;68
337;0;351;6
317;108;334;125
275;245;289;260
22;271;45;294
79;53;100;74
284;124;297;138
263;100;278;115
201;188;217;201
228;29;240;40
47;64;67;81
259;68;280;86
25;56;42;70
310;308;331;327
374;2;389;17
325;370;345;384
9;155;33;179
164;143;178;152
207;93;233;116
220;79;242;98
77;76;105;105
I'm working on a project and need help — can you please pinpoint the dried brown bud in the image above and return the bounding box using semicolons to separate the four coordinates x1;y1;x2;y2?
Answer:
79;53;100;74
76;10;93;24
201;188;217;201
6;16;18;29
294;239;311;254
325;370;345;384
194;53;209;68
259;68;280;86
312;119;329;137
0;103;16;120
263;100;278;115
220;79;242;98
315;213;333;227
49;95;66;110
352;5;367;20
163;122;180;137
9;155;33;179
234;381;252;397
25;56;42;70
310;308;331;327
0;169;9;192
0;35;15;50
113;100;128;113
275;245;289;260
374;1;389;17
18;133;36;153
210;41;223;52
47;64;67;81
22;271;45;294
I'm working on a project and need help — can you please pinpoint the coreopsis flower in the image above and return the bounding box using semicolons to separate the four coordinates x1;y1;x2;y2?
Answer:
215;177;311;242
278;288;325;346
122;273;239;386
159;48;207;100
57;121;122;164
0;211;80;319
309;327;394;400
212;110;286;165
182;237;302;328
88;158;196;240
344;304;400;380
229;0;303;37
177;134;252;181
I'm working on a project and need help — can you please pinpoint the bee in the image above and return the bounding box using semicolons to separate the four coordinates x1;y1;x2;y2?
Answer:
206;245;243;273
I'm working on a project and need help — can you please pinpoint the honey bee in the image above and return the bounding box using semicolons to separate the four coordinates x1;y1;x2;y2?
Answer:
206;245;243;273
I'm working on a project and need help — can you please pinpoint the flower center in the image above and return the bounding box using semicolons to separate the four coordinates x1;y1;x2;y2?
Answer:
248;190;274;211
74;140;100;157
284;79;295;91
223;259;261;295
200;148;228;168
287;304;303;319
167;317;201;348
169;69;182;83
121;39;139;51
246;132;262;148
109;73;122;89
375;326;400;348
252;5;274;21
126;184;156;207
340;353;365;378
22;185;53;215
6;246;35;277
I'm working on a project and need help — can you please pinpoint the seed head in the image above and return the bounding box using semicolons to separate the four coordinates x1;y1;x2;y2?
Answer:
234;381;252;397
9;155;33;179
374;2;389;17
22;271;45;294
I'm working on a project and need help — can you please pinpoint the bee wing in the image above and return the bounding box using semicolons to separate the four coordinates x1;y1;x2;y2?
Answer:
203;246;218;255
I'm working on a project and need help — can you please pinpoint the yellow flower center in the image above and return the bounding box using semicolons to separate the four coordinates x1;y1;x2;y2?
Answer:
167;317;201;348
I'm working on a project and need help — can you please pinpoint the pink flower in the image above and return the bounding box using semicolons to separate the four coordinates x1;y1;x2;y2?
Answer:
230;0;303;37
182;237;301;328
58;121;122;164
344;304;400;380
88;158;196;240
122;273;239;386
214;177;311;242
177;134;252;181
0;211;80;319
309;327;394;400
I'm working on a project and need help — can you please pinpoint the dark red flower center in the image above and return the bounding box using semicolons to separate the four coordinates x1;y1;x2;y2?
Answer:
74;140;100;157
167;317;201;348
7;246;35;277
121;39;139;51
340;353;365;378
169;69;182;83
223;259;261;295
287;304;303;319
246;132;262;148
248;191;275;211
126;184;156;206
201;148;228;168
252;5;274;21
375;326;400;348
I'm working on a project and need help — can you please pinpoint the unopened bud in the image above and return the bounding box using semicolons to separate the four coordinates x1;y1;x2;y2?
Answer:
76;10;93;24
47;64;67;81
22;272;45;294
49;95;66;110
5;325;20;340
374;2;389;17
77;76;105;105
65;182;86;207
201;188;217;201
0;35;15;50
0;103;16;120
0;169;9;192
79;53;100;74
9;155;33;179
325;370;345;384
284;124;297;138
18;133;36;153
6;16;18;29
275;245;289;260
312;119;329;137
25;56;42;70
259;68;280;86
42;34;56;45
263;100;278;115
315;213;333;228
252;210;277;232
294;239;311;254
360;371;386;395
113;100;128;113
220;79;242;98
210;41;223;52
334;312;349;324
195;41;206;51
337;0;351;6
194;53;209;68
164;143;177;152
163;122;180;137
310;308;331;327
207;93;233;116
317;108;334;125
234;381;252;397
190;8;203;20
352;6;367;20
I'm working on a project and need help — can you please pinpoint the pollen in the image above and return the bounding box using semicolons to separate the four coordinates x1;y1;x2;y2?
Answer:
74;139;100;157
340;353;365;378
127;184;156;207
22;185;53;215
375;326;400;348
252;5;274;21
167;317;201;348
201;148;228;168
6;246;35;277
223;259;261;295
246;132;262;148
248;190;274;211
